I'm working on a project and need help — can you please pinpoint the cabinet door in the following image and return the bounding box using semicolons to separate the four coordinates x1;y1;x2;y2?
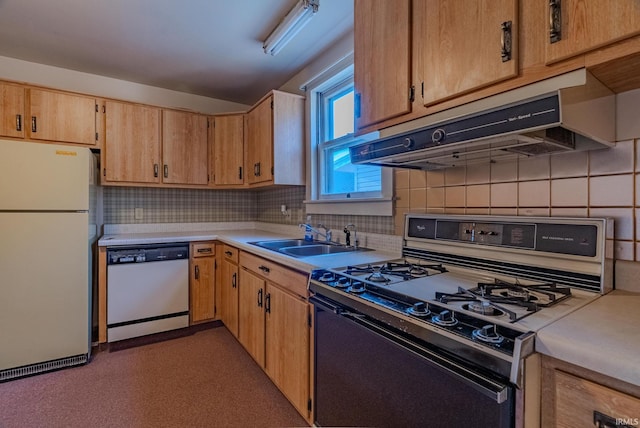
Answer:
220;258;239;337
245;96;273;185
0;83;25;138
29;89;96;145
354;0;411;130
190;256;215;323
419;0;518;106
238;268;266;365
546;0;640;64
265;285;310;419
211;114;244;186
104;101;161;183
162;110;208;185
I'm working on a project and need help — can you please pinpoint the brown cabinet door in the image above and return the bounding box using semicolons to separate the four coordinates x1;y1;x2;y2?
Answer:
546;0;640;64
419;0;518;106
238;268;266;365
245;96;273;185
29;89;96;145
0;83;25;138
220;258;239;337
162;110;208;185
211;114;244;186
190;256;215;323
104;100;161;183
354;0;411;130
265;285;310;420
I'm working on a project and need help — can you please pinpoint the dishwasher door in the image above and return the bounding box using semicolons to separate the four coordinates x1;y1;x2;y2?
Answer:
107;246;189;342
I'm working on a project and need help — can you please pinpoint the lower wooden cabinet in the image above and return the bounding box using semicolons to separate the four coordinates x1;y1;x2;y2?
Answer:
219;245;239;337
238;251;312;422
541;355;640;427
189;241;216;324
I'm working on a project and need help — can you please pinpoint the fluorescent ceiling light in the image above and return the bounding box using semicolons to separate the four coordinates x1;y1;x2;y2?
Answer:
263;0;319;56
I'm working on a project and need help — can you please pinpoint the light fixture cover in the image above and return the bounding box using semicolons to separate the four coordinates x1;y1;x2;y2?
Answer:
263;0;319;56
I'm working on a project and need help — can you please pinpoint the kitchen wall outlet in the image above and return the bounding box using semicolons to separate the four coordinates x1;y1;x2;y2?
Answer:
134;208;143;220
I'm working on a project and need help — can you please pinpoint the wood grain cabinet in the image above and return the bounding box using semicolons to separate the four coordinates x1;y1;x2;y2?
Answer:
189;241;216;324
545;0;640;64
208;113;244;187
162;109;208;185
219;245;240;337
541;355;640;427
244;90;305;187
418;0;519;106
28;88;97;146
354;0;411;130
0;82;25;139
103;100;162;184
238;251;311;422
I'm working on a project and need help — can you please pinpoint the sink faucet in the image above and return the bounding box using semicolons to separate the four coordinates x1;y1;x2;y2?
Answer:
299;223;333;243
343;224;358;249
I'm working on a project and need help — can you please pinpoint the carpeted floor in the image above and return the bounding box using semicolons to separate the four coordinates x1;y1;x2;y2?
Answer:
0;327;308;428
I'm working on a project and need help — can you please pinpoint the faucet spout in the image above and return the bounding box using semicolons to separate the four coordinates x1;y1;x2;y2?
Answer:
343;224;358;249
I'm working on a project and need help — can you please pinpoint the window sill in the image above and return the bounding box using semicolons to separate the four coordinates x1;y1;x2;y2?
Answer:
304;198;393;216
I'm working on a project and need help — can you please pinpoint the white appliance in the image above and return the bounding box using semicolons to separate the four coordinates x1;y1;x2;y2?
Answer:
0;139;94;381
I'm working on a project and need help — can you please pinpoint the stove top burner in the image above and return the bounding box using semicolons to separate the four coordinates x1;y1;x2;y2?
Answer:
475;279;572;307
344;261;447;282
463;301;504;317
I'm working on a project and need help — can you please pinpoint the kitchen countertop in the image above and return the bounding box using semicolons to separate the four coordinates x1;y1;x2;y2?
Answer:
98;229;401;272
536;289;640;387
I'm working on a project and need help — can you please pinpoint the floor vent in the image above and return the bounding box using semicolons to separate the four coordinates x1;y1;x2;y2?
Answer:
0;354;88;382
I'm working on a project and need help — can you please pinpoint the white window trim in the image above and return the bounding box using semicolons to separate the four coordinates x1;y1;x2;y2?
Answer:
303;56;393;216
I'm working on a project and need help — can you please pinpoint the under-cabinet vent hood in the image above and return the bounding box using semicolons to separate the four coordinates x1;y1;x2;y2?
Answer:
350;69;616;170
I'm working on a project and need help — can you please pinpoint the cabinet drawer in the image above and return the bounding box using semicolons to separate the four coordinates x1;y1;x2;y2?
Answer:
222;245;239;263
555;370;640;428
191;241;215;258
240;251;308;299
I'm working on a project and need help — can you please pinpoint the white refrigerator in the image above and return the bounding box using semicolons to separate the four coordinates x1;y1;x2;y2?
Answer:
0;139;95;381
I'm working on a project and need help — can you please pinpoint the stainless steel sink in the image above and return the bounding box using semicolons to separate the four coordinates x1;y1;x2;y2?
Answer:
249;239;371;258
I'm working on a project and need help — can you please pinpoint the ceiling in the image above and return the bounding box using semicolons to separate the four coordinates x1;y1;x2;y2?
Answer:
0;0;354;105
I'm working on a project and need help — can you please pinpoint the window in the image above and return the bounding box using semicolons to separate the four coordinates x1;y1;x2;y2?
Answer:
305;61;392;216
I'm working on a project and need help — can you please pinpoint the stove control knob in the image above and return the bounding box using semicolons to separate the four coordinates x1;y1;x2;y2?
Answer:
440;310;453;322
350;281;365;292
414;302;427;312
337;276;350;285
481;324;497;337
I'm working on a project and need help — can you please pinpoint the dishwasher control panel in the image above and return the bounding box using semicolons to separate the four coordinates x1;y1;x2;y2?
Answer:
107;244;189;264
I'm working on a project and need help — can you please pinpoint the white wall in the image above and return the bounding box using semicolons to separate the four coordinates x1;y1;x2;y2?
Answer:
0;55;249;113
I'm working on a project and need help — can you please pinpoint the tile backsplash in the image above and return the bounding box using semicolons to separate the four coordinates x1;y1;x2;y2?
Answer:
394;139;639;262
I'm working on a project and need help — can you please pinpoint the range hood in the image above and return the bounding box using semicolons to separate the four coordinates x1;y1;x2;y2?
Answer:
350;69;616;170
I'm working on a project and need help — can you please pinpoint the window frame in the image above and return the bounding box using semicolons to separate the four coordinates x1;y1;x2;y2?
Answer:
303;60;393;216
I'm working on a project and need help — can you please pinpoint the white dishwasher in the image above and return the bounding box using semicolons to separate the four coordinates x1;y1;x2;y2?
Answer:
107;244;189;342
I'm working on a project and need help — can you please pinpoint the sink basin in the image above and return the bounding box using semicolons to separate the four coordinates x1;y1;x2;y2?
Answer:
249;239;371;258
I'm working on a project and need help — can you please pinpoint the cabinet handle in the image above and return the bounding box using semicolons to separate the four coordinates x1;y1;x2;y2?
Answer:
154;164;159;178
258;265;270;274
197;248;212;254
256;162;261;176
257;288;263;307
163;164;168;178
225;250;233;257
31;116;37;133
16;114;22;131
593;411;635;428
195;265;200;280
238;166;243;180
500;21;512;62
231;272;237;288
265;293;271;313
549;0;562;43
355;93;361;118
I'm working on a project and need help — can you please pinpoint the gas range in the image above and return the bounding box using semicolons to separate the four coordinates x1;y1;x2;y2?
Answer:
308;214;612;387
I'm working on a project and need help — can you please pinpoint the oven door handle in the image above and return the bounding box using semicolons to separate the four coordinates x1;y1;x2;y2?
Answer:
311;295;511;404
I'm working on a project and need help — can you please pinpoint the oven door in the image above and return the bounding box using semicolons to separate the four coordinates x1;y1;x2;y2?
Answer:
311;295;515;428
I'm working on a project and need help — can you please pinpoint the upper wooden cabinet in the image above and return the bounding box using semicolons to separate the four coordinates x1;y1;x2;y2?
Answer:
545;0;640;64
28;89;97;146
162;109;208;186
244;90;304;186
0;82;25;139
103;100;161;184
419;0;519;106
209;113;244;187
354;0;411;129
